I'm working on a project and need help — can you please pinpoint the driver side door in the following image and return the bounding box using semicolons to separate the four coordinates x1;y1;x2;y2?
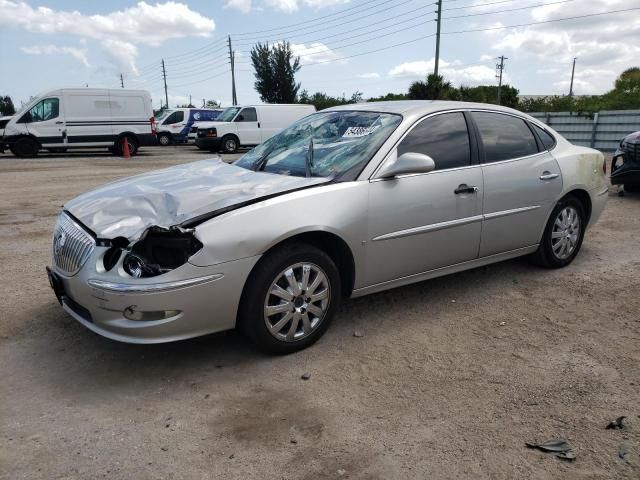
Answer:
234;107;261;146
365;111;484;287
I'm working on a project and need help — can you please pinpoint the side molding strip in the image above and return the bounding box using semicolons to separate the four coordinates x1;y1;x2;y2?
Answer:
372;205;540;242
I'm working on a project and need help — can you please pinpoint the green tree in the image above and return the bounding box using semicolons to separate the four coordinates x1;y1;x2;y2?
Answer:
205;99;220;108
298;90;354;110
368;92;409;102
457;85;519;108
0;96;16;115
408;74;457;100
250;42;301;103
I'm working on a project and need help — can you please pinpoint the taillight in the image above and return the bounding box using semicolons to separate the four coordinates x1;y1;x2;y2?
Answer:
150;117;156;134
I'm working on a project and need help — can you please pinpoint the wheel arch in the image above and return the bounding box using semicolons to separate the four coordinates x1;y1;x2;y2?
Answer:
247;230;356;298
563;188;593;225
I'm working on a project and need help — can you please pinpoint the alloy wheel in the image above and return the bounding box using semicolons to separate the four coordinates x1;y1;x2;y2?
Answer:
551;206;581;260
263;262;331;342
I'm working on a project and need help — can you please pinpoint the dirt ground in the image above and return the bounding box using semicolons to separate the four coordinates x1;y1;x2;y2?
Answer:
0;146;638;480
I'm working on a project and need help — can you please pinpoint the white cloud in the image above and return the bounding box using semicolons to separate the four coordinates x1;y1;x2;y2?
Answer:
488;0;640;94
290;42;344;64
1;1;215;74
21;45;90;67
358;72;380;79
388;58;500;86
102;39;139;76
225;0;252;13
264;0;349;13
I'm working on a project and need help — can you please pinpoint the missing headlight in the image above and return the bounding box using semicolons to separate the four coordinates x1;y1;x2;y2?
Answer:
122;226;203;278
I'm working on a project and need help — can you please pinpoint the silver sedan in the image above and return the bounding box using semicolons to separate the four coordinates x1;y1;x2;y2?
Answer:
47;101;608;354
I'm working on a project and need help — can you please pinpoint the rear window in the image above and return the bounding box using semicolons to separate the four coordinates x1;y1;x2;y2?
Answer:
532;124;556;150
473;112;539;163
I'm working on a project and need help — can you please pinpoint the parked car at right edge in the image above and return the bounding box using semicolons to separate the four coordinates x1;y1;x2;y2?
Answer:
195;104;316;153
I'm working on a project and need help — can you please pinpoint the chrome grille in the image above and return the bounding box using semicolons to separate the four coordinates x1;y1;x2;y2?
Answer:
52;213;95;275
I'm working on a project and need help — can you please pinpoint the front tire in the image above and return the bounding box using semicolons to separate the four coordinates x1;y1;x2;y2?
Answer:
532;195;586;268
12;137;39;158
157;133;171;146
238;243;341;354
221;135;239;154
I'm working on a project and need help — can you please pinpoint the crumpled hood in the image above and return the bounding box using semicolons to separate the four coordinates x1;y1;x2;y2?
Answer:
65;158;329;240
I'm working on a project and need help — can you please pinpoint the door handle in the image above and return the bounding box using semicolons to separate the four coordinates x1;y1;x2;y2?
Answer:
257;122;261;128
55;121;64;124
454;184;478;195
539;171;559;181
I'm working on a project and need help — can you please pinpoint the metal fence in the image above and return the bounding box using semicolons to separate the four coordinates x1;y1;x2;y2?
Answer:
528;110;640;152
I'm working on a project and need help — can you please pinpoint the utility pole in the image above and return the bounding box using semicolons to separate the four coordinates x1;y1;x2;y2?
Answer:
434;0;442;77
189;94;192;107
161;59;169;109
120;73;124;88
496;55;507;105
228;35;238;105
569;57;577;98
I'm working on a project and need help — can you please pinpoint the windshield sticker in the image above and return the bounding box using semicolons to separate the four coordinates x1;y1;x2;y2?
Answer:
342;126;380;138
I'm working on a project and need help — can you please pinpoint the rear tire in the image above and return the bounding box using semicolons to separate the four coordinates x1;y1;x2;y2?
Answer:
221;135;239;154
157;133;171;146
11;137;39;158
238;242;341;355
531;195;586;269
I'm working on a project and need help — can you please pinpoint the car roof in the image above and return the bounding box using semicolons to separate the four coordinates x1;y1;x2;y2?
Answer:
325;100;527;117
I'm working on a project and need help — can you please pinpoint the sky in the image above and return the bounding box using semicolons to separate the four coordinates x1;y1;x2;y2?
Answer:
1;0;639;109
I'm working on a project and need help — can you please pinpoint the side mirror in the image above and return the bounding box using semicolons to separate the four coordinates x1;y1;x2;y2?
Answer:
378;152;436;178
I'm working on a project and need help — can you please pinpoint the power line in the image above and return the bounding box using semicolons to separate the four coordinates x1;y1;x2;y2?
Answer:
232;0;395;36
170;69;231;89
443;0;575;20
234;0;416;42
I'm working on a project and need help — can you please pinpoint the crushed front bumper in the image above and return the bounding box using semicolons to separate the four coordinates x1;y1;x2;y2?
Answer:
47;249;260;344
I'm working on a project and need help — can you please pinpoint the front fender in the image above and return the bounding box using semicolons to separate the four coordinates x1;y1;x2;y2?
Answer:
189;181;369;271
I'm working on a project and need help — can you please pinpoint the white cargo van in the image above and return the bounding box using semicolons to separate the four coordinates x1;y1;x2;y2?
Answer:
195;104;316;153
1;88;156;157
0;116;12;139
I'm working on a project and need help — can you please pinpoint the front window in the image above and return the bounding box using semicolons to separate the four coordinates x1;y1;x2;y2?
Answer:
235;107;257;122
155;109;172;122
235;110;402;178
216;107;241;122
20;98;59;123
163;110;184;124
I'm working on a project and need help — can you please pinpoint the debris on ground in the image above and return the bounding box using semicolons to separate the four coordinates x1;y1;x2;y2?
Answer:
618;444;629;461
353;330;364;338
525;438;576;460
606;416;626;430
499;322;506;326
301;373;311;380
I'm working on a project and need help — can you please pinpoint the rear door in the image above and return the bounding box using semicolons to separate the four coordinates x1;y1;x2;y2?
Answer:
234;107;261;145
365;111;484;286
20;96;65;147
472;111;563;257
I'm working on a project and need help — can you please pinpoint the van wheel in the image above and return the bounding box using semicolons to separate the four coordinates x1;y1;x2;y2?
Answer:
12;137;39;158
157;133;171;146
221;135;239;154
114;136;138;156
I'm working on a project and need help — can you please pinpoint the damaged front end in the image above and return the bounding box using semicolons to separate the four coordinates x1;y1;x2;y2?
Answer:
99;224;203;279
611;131;640;189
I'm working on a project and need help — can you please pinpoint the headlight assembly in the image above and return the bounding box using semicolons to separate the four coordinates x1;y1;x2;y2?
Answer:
120;226;203;278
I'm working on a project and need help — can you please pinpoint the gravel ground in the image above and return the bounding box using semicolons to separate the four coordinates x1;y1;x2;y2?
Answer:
0;146;638;479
